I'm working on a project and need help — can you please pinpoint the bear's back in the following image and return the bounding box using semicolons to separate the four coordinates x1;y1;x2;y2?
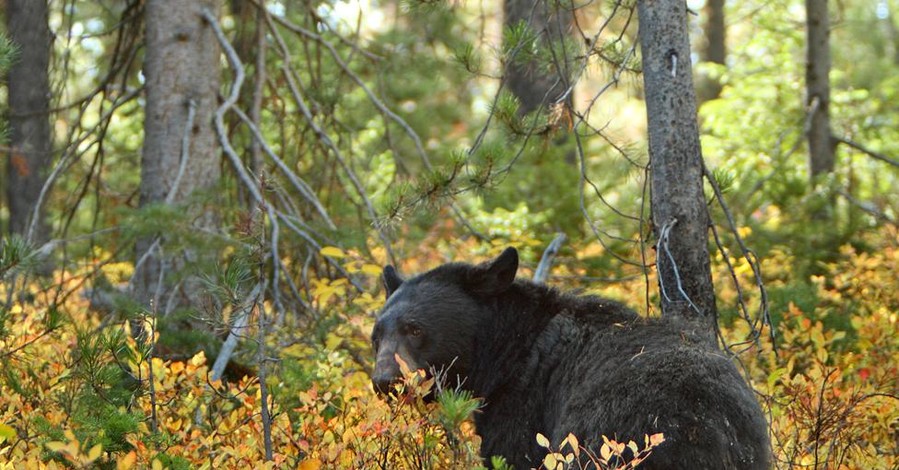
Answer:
534;299;771;470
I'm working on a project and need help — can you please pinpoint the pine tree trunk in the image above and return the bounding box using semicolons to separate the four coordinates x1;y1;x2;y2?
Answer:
5;0;51;243
806;0;834;179
887;7;899;66
133;0;221;311
503;0;574;117
638;0;717;335
696;0;726;104
228;0;265;182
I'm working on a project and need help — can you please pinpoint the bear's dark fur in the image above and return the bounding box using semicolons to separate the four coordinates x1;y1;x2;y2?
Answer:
372;248;771;469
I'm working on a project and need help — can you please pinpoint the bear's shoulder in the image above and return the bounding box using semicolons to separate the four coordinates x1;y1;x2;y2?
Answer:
546;290;642;326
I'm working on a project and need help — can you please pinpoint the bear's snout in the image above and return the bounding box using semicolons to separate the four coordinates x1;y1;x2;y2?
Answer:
371;373;399;396
372;335;418;396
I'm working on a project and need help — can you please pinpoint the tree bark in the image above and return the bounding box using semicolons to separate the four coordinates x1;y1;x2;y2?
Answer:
806;0;834;179
5;0;52;243
887;5;899;66
133;0;221;311
696;0;726;104
228;0;265;177
503;0;574;117
638;0;717;334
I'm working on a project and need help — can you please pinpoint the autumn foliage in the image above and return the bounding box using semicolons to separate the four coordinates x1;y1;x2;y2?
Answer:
1;231;898;469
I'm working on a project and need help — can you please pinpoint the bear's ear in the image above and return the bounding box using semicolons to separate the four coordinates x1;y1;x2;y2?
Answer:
382;265;403;298
473;247;518;295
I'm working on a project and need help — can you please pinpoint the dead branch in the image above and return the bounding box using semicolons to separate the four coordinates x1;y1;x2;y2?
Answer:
834;135;899;169
533;233;567;283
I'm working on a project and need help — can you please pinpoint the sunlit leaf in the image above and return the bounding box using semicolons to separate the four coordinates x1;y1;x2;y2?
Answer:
600;442;612;461
542;453;557;469
0;424;15;443
45;441;68;453
361;264;382;276
565;432;579;455
86;443;103;462
298;459;322;470
320;246;346;259
117;451;137;470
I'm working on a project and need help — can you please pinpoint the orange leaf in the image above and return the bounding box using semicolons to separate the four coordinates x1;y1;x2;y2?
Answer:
117;451;137;470
299;458;322;470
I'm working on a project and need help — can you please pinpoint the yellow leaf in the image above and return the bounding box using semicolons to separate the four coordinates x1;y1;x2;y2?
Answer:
190;351;206;367
600;443;612;461
542;453;558;469
566;432;580;457
86;443;103;462
649;433;665;446
320;246;346;259
766;367;787;390
360;264;382;276
169;418;183;432
45;441;68;453
628;440;639;454
152;459;164;470
0;424;15;443
343;262;360;273
816;346;829;363
536;433;550;448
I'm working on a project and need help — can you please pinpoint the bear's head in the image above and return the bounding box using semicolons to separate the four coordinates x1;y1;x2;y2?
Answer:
371;247;519;396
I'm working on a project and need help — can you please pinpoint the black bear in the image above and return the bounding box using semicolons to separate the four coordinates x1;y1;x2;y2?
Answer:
371;248;771;469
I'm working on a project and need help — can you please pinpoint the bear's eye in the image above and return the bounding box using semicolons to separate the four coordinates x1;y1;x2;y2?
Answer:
406;325;423;337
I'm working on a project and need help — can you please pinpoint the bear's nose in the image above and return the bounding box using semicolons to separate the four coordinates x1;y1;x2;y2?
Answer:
372;374;398;395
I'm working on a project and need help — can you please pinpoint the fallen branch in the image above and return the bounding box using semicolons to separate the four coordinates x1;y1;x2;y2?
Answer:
533;233;567;284
210;281;265;382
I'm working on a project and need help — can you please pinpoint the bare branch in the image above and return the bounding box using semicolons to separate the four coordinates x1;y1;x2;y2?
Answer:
261;8;431;171
210;281;265;382
703;165;773;351
834;136;899;169
167;99;197;205
200;7;335;230
26;86;142;244
836;189;896;225
270;47;395;262
533;233;567;283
